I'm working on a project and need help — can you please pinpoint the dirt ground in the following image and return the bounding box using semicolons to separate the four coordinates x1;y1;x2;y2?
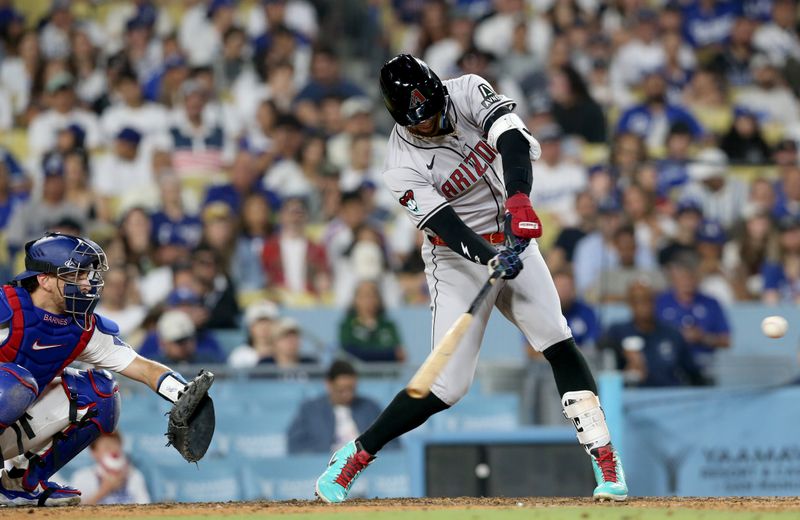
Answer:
4;497;800;519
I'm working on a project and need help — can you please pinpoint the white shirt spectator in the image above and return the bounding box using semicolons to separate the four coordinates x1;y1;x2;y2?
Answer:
28;109;101;160
228;345;259;368
735;85;800;127
753;22;800;67
178;3;211;65
245;0;319;40
91;151;156;198
101;102;170;146
263;159;314;199
0;57;30;116
530;161;588;227
94;304;147;340
474;13;552;62
610;40;695;108
70;465;150;505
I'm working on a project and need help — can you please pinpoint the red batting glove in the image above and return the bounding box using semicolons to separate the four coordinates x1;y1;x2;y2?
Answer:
505;193;543;239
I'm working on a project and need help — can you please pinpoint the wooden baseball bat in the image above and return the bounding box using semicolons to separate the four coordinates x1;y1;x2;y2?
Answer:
406;270;503;399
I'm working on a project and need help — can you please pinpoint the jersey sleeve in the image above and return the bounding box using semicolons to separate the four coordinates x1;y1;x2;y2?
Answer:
461;74;516;133
383;166;449;230
77;330;138;373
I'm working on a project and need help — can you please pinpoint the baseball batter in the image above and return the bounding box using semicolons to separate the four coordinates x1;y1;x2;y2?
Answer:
315;55;627;502
0;233;213;507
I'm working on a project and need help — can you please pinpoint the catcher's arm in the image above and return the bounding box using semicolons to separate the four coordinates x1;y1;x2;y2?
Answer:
121;355;177;396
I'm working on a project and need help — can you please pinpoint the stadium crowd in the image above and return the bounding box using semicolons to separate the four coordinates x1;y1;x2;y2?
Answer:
0;0;798;388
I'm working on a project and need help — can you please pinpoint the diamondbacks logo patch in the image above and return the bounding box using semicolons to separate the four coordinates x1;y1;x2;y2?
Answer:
409;89;426;109
399;189;420;214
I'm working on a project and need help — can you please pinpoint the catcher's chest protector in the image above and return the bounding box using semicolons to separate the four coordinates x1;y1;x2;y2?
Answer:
0;286;94;391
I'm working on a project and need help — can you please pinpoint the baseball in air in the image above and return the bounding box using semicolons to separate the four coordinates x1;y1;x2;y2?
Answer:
761;316;788;339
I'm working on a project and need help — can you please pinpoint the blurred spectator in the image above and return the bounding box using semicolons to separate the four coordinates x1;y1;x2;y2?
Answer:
656;254;731;377
709;16;756;87
262;197;331;303
616;71;704;151
658;199;703;266
426;12;477;77
681;0;738;51
191;242;240;329
601;281;705;387
232;192;273;292
0;29;39;117
27;72;101;161
553;270;599;350
623;183;673;254
774;166;800;220
720;107;772;165
200;202;238;266
656;122;694;197
735;54;800;127
549;65;606;143
529;124;587;226
228;300;280;368
696;219;735;305
161;79;235;175
150;175;203;250
339;280;405;363
682;148;748;229
204;151;276;214
587;224;666;304
262;115;314;201
547;191;597;272
95;268;146;339
145;309;225;364
39;0;76;60
752;0;800;67
293;46;365;128
262;317;316;367
6;153;86;256
762;216;800;304
573;201;656;294
287;360;383;453
100;70;169;145
69;432;150;505
609;132;648;185
723;205;777;300
92;127;157;217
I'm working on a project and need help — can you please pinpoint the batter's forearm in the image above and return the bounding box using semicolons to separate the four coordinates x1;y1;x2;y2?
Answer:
496;130;532;197
425;206;496;264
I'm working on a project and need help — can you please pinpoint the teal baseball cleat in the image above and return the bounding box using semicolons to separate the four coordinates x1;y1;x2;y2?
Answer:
315;440;375;503
591;444;628;501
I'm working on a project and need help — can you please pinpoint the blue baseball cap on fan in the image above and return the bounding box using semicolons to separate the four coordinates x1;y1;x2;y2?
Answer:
697;220;726;245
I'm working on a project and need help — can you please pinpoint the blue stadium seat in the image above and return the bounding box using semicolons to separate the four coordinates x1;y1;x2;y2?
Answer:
216;404;299;459
357;451;411;499
210;329;246;355
356;379;402;407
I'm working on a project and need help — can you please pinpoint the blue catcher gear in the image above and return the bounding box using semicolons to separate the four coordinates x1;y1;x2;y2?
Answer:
0;368;119;507
0;363;38;429
12;233;109;330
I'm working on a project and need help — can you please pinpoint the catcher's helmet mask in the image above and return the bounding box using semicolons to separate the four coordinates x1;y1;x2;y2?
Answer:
12;232;109;330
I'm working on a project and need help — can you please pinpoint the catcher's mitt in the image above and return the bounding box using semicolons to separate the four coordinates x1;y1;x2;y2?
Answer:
166;369;215;463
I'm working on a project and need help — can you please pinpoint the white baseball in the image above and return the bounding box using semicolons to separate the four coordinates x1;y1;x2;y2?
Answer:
761;316;788;339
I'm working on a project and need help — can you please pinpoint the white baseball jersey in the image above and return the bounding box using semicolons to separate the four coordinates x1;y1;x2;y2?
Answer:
383;74;514;236
381;73;572;406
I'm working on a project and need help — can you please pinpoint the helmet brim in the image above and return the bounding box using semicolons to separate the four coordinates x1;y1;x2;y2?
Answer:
12;270;42;282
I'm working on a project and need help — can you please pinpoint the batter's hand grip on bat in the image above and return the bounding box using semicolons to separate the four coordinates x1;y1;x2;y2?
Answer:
406;270;502;399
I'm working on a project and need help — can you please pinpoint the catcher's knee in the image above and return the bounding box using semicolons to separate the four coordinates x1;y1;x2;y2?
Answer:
61;368;120;433
0;363;38;427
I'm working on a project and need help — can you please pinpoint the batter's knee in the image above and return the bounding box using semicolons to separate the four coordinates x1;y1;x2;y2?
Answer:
61;367;121;433
0;363;38;427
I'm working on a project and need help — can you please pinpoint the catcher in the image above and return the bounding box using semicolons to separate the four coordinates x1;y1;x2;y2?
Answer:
0;233;215;507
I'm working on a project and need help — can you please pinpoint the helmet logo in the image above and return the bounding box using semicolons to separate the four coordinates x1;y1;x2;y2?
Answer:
64;258;78;269
409;89;426;109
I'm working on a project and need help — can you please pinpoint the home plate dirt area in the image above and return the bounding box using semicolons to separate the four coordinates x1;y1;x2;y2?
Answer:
5;497;800;519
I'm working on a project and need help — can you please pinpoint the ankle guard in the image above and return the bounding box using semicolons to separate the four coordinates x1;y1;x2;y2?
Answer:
562;390;610;454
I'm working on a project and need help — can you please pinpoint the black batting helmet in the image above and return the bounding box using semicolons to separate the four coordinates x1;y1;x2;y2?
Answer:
380;54;447;126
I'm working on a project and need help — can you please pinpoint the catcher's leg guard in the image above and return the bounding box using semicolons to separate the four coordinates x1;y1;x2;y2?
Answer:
0;368;119;506
0;363;38;430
